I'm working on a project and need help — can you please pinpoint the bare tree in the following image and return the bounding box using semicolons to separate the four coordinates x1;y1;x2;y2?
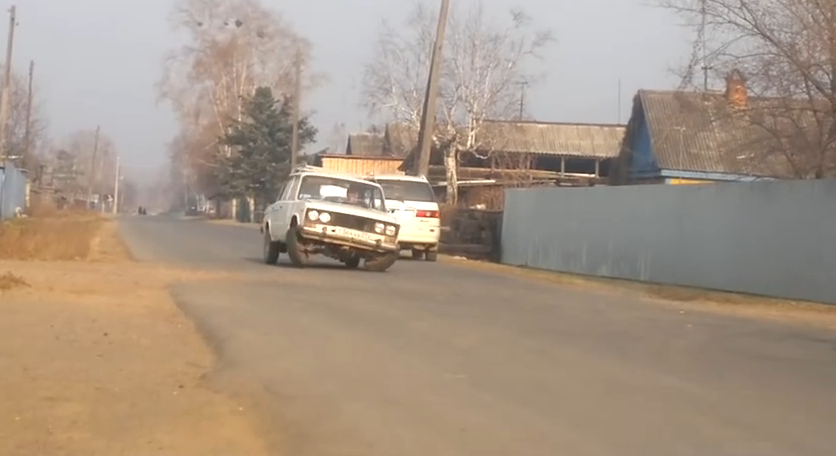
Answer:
326;122;347;153
0;65;48;167
158;0;319;203
59;129;117;198
662;0;836;178
361;0;553;203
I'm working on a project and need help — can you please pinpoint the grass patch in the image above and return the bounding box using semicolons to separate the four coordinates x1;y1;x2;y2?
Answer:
0;272;28;290
0;214;104;260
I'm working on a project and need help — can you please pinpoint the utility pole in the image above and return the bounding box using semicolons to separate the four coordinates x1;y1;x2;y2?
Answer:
517;81;527;120
99;148;110;213
85;125;100;209
617;78;621;124
0;5;16;160
112;155;120;214
413;0;450;177
289;49;301;169
22;59;32;162
700;0;710;91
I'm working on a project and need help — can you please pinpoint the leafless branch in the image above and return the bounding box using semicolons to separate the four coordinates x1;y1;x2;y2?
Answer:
360;0;554;202
158;0;320;192
661;0;836;177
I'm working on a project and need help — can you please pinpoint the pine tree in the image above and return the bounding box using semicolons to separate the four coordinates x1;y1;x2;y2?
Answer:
218;86;317;202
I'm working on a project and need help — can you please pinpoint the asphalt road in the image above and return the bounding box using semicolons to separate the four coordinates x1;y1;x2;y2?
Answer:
119;216;836;456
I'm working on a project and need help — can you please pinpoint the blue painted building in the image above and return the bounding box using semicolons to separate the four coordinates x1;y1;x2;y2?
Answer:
0;161;28;219
611;71;797;185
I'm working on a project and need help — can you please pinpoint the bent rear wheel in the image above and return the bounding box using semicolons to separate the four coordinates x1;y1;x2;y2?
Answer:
363;251;398;272
344;255;361;269
285;227;307;267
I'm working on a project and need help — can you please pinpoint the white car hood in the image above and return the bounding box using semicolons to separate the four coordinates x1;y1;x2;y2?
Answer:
303;200;397;224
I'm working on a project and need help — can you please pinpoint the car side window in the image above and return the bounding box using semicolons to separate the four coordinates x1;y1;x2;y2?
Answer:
281;177;297;201
275;183;287;202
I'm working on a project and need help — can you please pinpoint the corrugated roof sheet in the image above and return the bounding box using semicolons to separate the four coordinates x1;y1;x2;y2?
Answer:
383;123;419;158
346;133;385;156
477;121;625;158
386;121;626;161
634;90;817;177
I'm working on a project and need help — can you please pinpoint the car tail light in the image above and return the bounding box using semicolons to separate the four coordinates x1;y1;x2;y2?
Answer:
416;210;438;218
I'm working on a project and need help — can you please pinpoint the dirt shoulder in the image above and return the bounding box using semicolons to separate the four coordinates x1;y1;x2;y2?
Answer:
0;215;269;456
442;257;836;330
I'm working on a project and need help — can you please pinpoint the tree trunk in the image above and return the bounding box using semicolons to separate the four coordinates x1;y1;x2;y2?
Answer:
247;194;255;223
230;198;238;220
444;146;458;205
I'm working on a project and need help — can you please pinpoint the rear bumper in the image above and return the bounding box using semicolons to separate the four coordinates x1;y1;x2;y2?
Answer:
300;225;399;253
396;226;440;247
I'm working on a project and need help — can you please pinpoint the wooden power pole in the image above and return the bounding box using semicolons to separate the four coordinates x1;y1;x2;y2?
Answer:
517;80;527;120
290;50;301;169
0;5;16;160
113;155;120;214
22;59;32;162
85;125;100;208
413;0;450;177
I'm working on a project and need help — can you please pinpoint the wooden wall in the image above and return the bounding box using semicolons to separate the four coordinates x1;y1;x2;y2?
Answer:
316;155;404;176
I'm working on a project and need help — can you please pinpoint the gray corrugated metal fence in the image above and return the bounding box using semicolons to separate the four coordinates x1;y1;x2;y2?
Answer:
501;179;836;304
0;161;27;220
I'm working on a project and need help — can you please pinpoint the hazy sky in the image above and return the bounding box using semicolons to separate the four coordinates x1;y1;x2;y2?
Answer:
14;0;691;180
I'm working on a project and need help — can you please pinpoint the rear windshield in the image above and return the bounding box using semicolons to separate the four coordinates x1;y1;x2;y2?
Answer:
376;179;436;203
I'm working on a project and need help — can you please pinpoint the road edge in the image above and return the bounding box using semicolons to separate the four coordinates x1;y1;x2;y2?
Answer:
200;218;836;328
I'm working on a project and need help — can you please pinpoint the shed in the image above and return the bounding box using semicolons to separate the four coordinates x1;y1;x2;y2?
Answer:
313;154;404;176
346;133;385;156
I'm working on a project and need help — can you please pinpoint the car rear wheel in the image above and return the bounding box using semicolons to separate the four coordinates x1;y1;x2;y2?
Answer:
263;228;280;264
285;227;307;267
425;250;438;262
363;251;398;272
344;255;361;269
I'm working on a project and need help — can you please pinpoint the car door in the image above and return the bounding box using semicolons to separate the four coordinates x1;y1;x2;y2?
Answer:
275;176;300;232
263;183;287;235
264;180;290;237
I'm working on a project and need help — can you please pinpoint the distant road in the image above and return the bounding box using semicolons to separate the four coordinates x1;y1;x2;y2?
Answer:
119;216;836;456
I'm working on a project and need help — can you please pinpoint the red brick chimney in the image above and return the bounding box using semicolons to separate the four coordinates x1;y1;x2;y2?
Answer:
724;69;747;109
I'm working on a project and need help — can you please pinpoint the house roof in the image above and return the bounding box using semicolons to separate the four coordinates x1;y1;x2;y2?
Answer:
316;153;403;161
383;123;419;158
346;133;385;157
391;120;626;168
631;89;815;178
476;121;626;159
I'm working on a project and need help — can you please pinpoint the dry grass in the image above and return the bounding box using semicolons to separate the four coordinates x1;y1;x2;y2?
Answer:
0;271;28;291
0;213;106;260
0;214;268;455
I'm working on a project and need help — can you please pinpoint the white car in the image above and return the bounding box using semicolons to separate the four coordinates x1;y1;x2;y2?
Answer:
261;166;401;272
367;174;440;261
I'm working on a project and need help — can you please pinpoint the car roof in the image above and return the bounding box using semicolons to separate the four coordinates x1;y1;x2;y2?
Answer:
299;172;384;188
371;174;430;183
